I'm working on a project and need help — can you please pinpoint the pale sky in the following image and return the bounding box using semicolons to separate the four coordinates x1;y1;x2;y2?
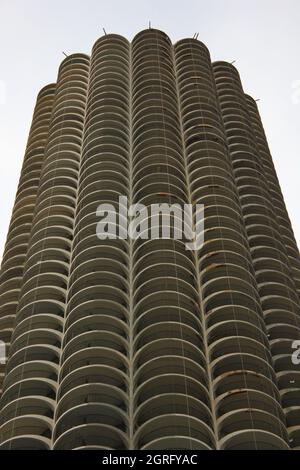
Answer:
0;0;299;261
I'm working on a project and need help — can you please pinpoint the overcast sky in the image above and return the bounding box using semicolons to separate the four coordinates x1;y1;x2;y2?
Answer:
0;0;299;261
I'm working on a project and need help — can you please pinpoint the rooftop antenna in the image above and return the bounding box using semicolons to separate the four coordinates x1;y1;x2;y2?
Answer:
255;98;260;102
103;28;107;35
149;21;152;29
62;52;68;57
193;33;196;39
195;33;199;40
231;60;236;64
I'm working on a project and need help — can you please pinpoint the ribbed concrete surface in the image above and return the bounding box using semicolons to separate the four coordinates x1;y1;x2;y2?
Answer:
0;84;56;399
0;29;299;450
0;55;89;449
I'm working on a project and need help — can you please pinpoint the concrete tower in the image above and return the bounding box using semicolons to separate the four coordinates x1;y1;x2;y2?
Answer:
0;30;299;451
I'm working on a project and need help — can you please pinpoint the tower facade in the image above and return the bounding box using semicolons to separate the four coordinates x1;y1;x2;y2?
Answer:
0;29;300;450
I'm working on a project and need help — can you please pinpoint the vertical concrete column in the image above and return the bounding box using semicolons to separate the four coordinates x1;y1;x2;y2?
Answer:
175;42;289;450
213;61;300;448
0;84;56;395
131;29;216;451
53;36;130;450
0;54;89;450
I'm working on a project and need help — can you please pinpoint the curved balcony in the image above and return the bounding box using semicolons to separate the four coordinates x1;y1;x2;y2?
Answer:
0;55;89;448
51;34;130;451
0;85;56;385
